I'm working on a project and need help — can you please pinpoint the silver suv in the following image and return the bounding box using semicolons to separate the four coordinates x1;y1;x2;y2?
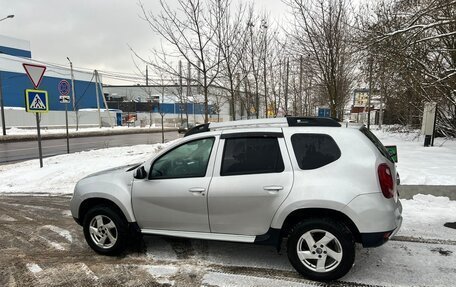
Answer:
70;117;402;281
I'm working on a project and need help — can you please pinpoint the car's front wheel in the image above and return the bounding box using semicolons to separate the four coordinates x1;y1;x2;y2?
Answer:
83;205;128;255
287;218;355;281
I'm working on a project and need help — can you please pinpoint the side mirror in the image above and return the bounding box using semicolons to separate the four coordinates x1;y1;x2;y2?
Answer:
385;145;398;163
134;166;147;179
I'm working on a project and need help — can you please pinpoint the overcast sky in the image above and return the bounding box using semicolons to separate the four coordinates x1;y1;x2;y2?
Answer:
0;0;289;85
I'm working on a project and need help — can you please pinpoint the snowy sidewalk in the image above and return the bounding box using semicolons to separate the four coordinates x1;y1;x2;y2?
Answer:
0;126;178;142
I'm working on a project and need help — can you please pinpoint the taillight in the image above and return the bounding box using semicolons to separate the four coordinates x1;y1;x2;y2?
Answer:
378;164;394;198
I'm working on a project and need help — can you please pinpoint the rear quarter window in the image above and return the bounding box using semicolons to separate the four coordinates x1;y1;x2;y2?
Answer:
291;134;341;170
359;126;393;163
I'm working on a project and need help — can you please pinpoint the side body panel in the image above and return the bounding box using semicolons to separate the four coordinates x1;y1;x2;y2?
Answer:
271;128;393;232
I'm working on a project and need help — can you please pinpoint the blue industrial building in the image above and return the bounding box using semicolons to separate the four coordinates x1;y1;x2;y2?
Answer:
0;34;98;112
1;34;230;127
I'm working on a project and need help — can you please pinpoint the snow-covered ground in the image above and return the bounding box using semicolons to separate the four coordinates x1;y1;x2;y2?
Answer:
372;127;456;185
0;143;168;194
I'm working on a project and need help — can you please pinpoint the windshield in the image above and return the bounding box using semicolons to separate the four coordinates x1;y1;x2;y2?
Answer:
359;126;393;163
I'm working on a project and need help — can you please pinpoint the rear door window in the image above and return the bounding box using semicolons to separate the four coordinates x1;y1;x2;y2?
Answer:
291;134;341;170
221;137;284;176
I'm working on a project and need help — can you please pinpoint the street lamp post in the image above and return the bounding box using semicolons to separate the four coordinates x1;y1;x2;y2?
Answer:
0;14;14;135
0;15;14;22
66;57;78;131
0;74;6;135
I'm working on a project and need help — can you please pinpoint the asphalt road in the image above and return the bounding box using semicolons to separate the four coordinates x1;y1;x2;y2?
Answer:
0;132;181;164
1;195;455;287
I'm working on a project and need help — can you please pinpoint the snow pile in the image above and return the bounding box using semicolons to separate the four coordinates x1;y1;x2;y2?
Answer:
0;143;168;194
5;126;168;136
398;194;456;241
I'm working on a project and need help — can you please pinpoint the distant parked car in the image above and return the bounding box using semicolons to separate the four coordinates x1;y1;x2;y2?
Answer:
178;122;195;134
70;117;402;282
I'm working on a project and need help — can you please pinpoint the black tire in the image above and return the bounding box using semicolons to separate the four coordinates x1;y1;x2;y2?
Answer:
287;218;355;281
83;205;129;256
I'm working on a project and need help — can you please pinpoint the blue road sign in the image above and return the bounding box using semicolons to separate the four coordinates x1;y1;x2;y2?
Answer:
58;80;71;96
25;89;49;113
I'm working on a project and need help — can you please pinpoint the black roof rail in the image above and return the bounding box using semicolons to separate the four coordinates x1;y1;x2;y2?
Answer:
183;117;340;137
286;117;341;127
184;123;210;137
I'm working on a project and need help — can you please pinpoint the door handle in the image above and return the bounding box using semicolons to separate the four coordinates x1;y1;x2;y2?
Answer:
263;185;284;192
188;187;206;193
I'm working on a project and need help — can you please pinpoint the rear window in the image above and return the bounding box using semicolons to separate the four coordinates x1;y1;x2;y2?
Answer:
359;126;392;162
291;134;341;170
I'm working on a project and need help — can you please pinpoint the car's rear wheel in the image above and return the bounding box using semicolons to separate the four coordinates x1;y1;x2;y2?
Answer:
287;218;355;281
83;205;128;255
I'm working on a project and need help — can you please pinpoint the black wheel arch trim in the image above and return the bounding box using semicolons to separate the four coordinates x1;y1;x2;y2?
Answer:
78;197;130;226
280;208;362;243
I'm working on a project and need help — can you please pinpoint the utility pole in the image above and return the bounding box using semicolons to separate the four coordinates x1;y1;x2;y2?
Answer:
367;57;373;130
146;65;153;127
299;55;303;116
179;60;183;123
67;57;78;131
160;83;165;143
0;75;6;135
94;70;102;128
94;70;113;127
262;20;268;118
244;75;250;119
284;58;290;115
186;61;190;125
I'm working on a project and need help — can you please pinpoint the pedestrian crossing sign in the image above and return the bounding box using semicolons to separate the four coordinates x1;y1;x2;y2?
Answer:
25;89;49;113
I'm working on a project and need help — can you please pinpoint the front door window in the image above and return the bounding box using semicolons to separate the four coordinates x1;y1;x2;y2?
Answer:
150;137;215;179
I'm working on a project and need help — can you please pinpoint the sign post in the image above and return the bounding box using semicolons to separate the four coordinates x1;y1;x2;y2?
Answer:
23;63;47;168
421;102;437;147
58;80;71;153
25;89;48;167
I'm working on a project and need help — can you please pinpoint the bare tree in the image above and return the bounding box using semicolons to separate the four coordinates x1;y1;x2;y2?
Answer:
138;0;225;123
211;0;250;121
360;0;456;135
287;0;355;119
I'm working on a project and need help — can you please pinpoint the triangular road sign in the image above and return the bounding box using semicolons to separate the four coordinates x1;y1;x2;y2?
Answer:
23;63;46;88
30;94;46;109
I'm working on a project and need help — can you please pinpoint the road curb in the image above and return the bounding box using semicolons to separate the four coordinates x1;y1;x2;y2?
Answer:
0;127;179;143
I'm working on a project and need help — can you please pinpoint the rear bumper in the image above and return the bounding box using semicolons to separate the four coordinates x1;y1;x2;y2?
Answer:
360;230;395;247
361;208;402;247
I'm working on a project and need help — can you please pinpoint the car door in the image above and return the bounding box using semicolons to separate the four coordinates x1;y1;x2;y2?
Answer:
132;136;218;232
207;129;294;235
